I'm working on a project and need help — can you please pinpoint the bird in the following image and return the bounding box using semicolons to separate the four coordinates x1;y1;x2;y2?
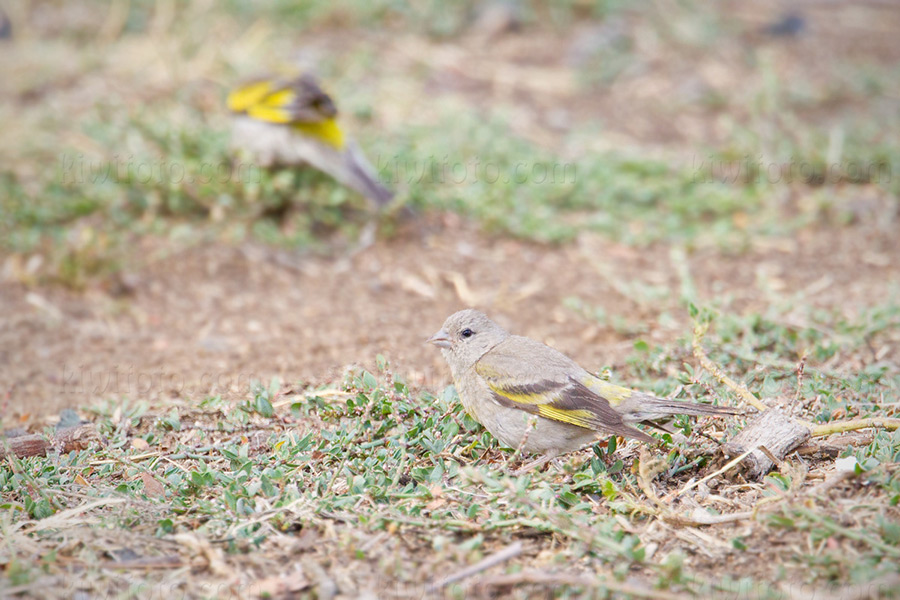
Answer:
227;74;394;209
428;309;741;472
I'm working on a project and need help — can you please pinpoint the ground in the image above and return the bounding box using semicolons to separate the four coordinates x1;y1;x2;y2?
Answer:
3;217;898;421
1;1;899;599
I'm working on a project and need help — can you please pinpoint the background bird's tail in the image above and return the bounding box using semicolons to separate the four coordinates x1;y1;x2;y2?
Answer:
231;117;395;210
342;142;394;208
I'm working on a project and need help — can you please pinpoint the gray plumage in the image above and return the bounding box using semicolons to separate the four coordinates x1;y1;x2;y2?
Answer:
428;309;740;467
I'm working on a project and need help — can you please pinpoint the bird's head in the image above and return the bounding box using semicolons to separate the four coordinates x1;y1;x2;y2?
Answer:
428;309;508;374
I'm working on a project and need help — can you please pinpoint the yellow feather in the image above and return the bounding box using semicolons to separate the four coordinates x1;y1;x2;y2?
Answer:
243;89;296;124
485;381;547;406
295;119;345;149
474;362;502;379
228;81;346;149
226;81;275;113
536;405;595;429
582;376;633;407
245;103;293;124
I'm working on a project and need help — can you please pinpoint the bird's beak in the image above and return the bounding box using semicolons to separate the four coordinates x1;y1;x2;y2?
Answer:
427;329;452;349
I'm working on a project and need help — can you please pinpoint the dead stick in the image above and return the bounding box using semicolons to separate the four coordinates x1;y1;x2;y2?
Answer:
430;541;523;591
20;498;126;533
1;424;101;459
476;570;690;600
637;448;668;514
688;510;753;525
693;322;900;439
692;322;770;413
98;556;184;569
812;418;900;437
781;574;900;600
666;447;755;501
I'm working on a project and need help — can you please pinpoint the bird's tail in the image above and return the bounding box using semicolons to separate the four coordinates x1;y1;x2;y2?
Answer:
617;392;743;423
342;142;395;208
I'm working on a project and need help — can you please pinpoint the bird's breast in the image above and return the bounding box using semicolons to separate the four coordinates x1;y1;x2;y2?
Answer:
454;370;596;454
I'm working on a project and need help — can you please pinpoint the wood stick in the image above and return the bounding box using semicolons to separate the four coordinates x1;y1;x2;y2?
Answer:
692;321;900;440
99;556;184;569
812;418;900;437
796;432;874;456
1;424;101;459
692;322;770;413
429;541;523;591
475;570;691;600
667;447;755;501
723;410;811;479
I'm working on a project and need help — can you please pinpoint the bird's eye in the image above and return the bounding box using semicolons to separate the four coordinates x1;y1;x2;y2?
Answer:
460;328;474;339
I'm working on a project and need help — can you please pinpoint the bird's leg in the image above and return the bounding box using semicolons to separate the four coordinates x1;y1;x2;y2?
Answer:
504;415;538;473
511;451;558;476
347;221;378;257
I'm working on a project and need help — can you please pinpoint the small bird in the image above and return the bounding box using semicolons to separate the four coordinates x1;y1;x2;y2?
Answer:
428;309;740;471
227;74;394;209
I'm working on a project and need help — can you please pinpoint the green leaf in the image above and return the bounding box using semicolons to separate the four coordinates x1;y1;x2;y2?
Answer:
156;518;175;535
255;395;274;418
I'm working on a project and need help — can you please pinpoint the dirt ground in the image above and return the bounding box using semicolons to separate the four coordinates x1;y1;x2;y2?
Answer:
4;2;900;429
3;3;900;596
3;209;897;424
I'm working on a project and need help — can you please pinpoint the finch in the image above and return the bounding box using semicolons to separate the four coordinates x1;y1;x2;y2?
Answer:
227;74;394;208
428;309;740;470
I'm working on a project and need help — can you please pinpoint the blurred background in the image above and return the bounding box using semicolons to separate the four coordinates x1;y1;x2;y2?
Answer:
1;0;898;418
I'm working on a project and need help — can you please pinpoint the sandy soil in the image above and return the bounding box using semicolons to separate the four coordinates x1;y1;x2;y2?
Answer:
3;212;897;423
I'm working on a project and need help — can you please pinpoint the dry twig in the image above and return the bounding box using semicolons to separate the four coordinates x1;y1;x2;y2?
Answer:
666;448;755;502
692;321;900;476
476;570;690;600
811;417;900;437
1;424;101;459
723;410;811;479
429;541;523;591
692;322;770;413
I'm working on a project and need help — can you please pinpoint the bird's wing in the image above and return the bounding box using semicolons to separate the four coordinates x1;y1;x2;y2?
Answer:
583;373;742;422
227;76;345;148
227;79;275;114
581;376;637;408
227;75;396;207
474;337;654;443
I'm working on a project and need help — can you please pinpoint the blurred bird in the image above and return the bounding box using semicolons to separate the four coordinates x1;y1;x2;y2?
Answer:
763;12;806;37
429;309;742;472
227;74;394;209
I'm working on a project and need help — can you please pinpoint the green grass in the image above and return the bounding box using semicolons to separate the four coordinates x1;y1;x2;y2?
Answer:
3;0;898;286
3;1;900;596
3;303;898;595
0;102;786;283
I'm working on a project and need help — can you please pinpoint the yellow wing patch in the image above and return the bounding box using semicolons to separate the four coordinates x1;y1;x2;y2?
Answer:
484;381;550;406
474;362;502;379
228;80;346;149
482;370;657;442
244;89;298;124
295;119;345;149
226;81;276;113
581;375;634;408
536;405;595;429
